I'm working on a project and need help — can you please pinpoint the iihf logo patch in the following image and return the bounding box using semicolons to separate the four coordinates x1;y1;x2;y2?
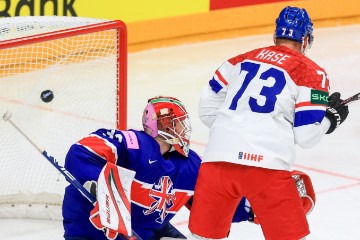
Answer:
238;151;264;162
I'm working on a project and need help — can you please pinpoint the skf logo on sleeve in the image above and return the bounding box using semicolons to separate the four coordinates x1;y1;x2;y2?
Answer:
311;90;329;106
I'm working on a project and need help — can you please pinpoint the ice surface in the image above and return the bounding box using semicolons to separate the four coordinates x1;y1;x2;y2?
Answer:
1;24;359;240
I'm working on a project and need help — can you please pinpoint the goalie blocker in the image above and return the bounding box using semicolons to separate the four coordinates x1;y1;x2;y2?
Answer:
86;163;136;240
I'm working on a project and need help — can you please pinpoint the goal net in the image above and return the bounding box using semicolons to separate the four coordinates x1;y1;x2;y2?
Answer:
0;16;127;220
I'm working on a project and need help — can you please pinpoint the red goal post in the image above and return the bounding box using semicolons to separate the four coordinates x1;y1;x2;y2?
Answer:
0;16;127;220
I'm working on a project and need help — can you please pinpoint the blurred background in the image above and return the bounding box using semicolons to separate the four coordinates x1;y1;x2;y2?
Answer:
1;0;359;52
0;0;359;239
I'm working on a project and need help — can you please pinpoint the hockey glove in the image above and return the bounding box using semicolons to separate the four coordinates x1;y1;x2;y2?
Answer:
86;163;136;240
291;170;316;216
243;171;316;226
325;92;349;134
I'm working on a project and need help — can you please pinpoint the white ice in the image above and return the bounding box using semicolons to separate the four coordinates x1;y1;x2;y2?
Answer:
1;24;359;240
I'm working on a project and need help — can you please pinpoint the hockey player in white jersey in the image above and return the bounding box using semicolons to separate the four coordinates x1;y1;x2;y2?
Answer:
188;6;350;240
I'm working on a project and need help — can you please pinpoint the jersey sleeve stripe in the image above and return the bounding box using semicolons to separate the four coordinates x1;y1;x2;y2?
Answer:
215;70;228;86
294;110;325;127
295;105;326;112
77;135;118;164
295;101;327;108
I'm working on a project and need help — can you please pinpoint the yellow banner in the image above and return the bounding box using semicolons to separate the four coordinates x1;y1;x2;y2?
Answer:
77;0;209;22
1;0;209;22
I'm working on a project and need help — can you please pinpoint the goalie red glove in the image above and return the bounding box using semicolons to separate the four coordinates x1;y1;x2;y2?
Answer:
248;170;316;226
87;162;136;240
291;170;316;215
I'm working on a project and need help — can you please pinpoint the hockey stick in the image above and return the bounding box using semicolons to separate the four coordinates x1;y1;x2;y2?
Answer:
2;111;96;204
2;111;141;240
341;92;360;106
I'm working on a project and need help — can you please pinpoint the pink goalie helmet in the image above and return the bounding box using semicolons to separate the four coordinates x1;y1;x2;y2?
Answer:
142;96;191;157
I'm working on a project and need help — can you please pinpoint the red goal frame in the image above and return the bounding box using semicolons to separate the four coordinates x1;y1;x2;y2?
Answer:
0;20;127;130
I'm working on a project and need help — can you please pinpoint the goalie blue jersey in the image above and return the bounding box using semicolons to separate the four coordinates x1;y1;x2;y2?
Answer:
62;129;250;239
63;129;200;239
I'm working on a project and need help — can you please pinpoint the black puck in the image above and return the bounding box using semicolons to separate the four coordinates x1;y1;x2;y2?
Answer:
40;90;54;103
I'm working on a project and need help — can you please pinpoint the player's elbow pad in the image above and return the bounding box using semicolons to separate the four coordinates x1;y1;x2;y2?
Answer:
199;114;216;128
296;139;317;149
198;102;219;128
295;118;330;148
294;127;322;149
295;130;322;149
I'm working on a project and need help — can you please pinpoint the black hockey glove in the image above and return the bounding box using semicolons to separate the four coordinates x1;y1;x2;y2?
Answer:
325;92;349;134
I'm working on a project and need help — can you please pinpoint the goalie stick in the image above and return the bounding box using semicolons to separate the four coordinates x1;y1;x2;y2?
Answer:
340;92;360;106
2;111;141;240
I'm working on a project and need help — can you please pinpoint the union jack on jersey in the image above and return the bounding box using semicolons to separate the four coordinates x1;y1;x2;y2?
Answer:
143;176;176;223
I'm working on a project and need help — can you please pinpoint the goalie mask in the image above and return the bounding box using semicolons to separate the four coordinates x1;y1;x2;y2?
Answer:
142;96;191;157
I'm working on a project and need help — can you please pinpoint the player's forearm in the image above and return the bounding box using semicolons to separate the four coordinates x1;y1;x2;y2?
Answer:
199;85;225;128
294;118;330;148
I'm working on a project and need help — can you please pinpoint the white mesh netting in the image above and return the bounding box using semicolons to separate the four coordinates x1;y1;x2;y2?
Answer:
0;16;125;220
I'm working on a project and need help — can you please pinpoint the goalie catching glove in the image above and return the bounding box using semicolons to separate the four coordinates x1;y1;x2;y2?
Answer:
85;162;136;240
249;170;316;225
325;92;349;134
291;170;316;215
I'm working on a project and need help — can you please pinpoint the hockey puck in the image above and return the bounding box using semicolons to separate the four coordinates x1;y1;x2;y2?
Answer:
40;90;54;103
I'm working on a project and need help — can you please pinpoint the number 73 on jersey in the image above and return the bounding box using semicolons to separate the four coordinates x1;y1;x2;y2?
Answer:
229;61;329;112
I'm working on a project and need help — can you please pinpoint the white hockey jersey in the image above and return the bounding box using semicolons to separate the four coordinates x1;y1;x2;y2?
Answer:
199;46;331;170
